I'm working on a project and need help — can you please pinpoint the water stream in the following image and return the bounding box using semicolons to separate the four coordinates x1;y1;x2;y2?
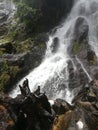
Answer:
10;0;98;104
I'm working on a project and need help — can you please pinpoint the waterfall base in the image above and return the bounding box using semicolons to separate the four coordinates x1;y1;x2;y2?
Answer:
1;79;98;130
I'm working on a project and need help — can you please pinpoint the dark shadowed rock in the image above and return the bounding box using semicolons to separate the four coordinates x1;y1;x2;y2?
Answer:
0;81;54;130
20;0;74;32
0;42;13;54
74;16;89;43
51;37;59;53
52;98;70;115
92;67;98;80
87;50;97;65
36;0;74;31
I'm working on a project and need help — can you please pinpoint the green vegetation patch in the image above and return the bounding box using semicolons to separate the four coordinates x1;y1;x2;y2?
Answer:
0;72;10;91
0;61;21;91
0;36;12;45
73;41;79;55
9;66;20;78
73;40;86;55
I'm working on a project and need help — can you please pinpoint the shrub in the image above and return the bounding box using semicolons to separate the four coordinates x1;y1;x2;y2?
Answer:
16;3;42;33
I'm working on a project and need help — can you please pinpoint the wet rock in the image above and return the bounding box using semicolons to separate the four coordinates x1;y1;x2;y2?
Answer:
92;67;98;80
0;87;54;130
74;16;89;43
52;98;71;115
52;110;72;130
87;50;97;65
67;60;80;90
67;59;89;92
0;93;15;130
51;37;59;53
1;78;98;130
77;101;98;130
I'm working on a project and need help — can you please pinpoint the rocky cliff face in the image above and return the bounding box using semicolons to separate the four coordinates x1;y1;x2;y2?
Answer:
33;0;74;31
14;0;74;33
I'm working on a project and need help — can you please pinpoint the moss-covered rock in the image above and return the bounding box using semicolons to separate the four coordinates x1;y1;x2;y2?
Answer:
0;72;10;91
72;40;87;55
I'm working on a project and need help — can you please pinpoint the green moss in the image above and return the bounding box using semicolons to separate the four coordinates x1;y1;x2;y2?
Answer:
38;43;46;49
73;40;87;55
0;49;4;57
0;72;10;91
0;61;21;91
9;66;20;78
80;40;86;50
73;41;79;55
89;55;97;65
13;39;32;53
16;2;42;34
3;61;9;72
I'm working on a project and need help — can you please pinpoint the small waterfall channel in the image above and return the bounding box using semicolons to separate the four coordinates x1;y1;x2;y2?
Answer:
10;0;98;104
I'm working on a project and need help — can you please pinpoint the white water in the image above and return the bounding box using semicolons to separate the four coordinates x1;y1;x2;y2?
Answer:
10;0;98;104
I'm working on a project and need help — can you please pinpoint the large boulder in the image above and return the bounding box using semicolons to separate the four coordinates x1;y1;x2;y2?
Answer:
74;16;89;43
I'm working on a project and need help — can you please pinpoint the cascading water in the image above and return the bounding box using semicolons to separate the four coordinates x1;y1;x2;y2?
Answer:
10;0;98;104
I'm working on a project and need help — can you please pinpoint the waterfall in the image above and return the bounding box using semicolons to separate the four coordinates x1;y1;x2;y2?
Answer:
10;0;98;104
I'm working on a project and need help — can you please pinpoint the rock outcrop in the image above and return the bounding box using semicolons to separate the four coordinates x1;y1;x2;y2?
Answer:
1;79;98;130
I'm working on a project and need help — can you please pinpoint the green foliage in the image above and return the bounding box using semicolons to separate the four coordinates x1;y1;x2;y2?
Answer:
16;3;41;33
